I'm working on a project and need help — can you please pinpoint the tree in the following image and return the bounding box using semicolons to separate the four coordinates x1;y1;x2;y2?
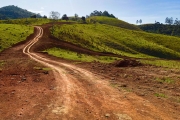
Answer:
43;15;47;19
81;16;86;23
139;19;142;24
30;14;36;18
165;17;173;25
49;11;60;20
102;11;109;17
62;14;69;21
89;10;116;18
49;11;60;35
86;15;89;18
75;13;78;21
174;18;180;25
136;20;139;24
170;17;174;25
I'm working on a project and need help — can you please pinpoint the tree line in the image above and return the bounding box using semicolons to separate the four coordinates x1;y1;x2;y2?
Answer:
165;17;180;25
88;10;116;18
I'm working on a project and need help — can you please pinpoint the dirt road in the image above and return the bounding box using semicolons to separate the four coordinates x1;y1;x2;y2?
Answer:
20;26;176;120
0;25;179;120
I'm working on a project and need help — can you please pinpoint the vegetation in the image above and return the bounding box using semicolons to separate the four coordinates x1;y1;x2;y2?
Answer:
89;10;116;18
87;16;141;31
0;5;42;19
45;48;119;63
52;23;180;59
0;18;51;25
0;24;33;52
154;93;167;98
139;24;180;37
141;59;180;69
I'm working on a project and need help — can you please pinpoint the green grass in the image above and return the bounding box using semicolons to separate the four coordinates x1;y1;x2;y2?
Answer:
52;23;180;59
154;93;167;98
0;24;33;52
87;16;141;31
0;18;51;25
44;47;119;63
141;60;180;69
0;18;76;25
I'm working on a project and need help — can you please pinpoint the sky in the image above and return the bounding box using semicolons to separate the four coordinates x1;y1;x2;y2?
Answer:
1;0;180;24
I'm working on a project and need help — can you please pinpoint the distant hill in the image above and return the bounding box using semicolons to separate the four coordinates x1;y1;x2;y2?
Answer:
139;24;180;37
87;16;141;31
0;5;41;19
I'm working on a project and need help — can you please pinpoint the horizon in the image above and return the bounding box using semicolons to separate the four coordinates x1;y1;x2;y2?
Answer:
1;0;180;24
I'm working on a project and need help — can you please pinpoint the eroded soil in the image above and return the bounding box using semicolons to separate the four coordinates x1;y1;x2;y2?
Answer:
0;23;180;120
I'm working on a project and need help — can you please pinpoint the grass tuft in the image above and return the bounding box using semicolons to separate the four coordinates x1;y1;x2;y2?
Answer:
154;93;167;98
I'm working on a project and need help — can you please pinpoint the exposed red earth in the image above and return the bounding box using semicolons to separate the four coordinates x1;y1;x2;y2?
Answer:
0;23;180;120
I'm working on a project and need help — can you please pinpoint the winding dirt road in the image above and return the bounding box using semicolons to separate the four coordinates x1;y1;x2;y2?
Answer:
21;26;175;120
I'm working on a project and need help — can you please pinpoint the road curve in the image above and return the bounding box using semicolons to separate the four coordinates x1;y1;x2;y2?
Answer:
22;26;172;120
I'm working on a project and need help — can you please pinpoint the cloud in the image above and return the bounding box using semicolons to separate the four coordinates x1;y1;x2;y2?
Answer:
28;9;44;14
41;7;44;10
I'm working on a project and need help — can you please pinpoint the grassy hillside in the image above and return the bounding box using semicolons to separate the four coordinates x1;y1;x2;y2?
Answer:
0;18;51;25
139;24;180;37
0;24;33;52
0;5;41;19
51;24;180;59
87;16;141;31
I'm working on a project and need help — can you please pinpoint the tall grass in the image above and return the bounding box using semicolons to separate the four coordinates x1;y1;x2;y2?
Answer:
0;24;33;52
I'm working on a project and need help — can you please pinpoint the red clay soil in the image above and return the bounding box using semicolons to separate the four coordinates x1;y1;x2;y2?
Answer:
0;23;180;120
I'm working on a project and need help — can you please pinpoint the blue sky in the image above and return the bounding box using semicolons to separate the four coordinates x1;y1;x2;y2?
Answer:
1;0;180;24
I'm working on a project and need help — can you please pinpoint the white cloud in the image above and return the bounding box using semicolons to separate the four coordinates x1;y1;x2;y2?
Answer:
41;7;44;10
28;9;44;14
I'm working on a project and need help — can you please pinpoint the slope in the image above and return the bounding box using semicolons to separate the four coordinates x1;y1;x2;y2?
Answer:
51;23;180;59
87;16;141;31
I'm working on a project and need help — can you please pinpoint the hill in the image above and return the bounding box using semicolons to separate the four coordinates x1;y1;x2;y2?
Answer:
50;23;180;59
0;5;41;19
87;16;141;31
139;24;180;37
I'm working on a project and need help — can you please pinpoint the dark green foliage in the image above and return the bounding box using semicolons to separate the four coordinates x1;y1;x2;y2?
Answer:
0;5;42;20
89;10;116;18
139;24;180;37
43;15;47;19
30;14;36;18
62;14;69;21
81;16;86;23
